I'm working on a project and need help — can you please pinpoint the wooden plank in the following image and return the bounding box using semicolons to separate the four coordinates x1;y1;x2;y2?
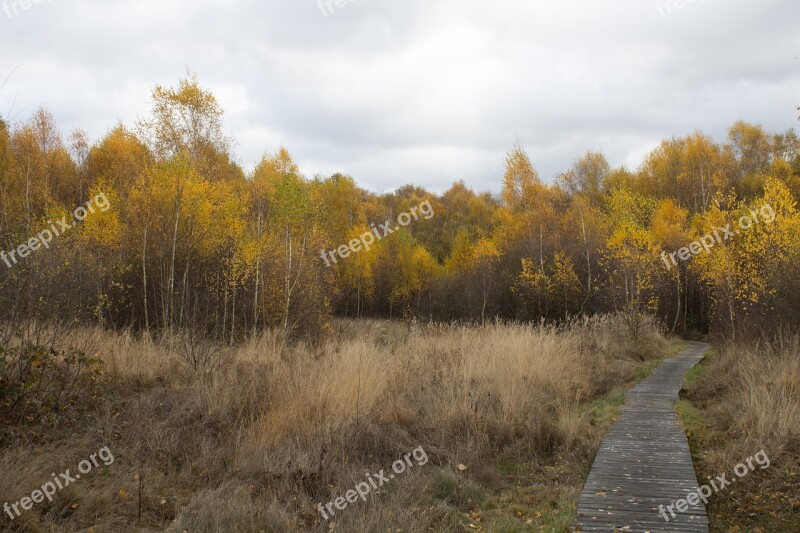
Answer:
574;341;709;532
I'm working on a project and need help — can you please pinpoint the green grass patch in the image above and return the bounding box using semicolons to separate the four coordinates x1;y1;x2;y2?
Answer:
634;358;662;381
581;387;625;428
683;346;712;389
433;469;487;511
667;340;690;357
676;398;710;453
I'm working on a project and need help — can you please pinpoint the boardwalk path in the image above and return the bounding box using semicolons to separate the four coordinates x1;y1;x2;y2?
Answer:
575;342;709;532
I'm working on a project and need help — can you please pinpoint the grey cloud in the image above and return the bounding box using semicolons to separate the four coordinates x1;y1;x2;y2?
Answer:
0;0;798;193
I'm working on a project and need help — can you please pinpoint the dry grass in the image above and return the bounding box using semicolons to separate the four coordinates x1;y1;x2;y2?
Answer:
0;314;670;532
683;337;800;531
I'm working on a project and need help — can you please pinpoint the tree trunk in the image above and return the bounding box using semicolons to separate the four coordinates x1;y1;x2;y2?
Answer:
253;207;262;333
577;203;592;312
671;268;681;334
142;226;149;331
168;192;181;331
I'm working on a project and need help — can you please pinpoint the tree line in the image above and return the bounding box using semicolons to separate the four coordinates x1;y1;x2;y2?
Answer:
1;74;799;341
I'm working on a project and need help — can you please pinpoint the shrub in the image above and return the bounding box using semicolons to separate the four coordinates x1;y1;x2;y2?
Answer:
0;343;105;432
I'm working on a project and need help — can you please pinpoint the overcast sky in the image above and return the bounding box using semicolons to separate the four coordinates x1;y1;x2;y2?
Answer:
1;0;798;193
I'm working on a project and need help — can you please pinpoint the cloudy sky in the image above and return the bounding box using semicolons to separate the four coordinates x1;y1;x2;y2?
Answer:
1;0;798;193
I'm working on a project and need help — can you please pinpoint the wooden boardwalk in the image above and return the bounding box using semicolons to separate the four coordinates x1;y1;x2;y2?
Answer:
575;342;709;532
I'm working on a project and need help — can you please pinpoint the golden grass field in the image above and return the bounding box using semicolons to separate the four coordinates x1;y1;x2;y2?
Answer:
680;336;800;532
1;315;674;532
2;317;797;532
